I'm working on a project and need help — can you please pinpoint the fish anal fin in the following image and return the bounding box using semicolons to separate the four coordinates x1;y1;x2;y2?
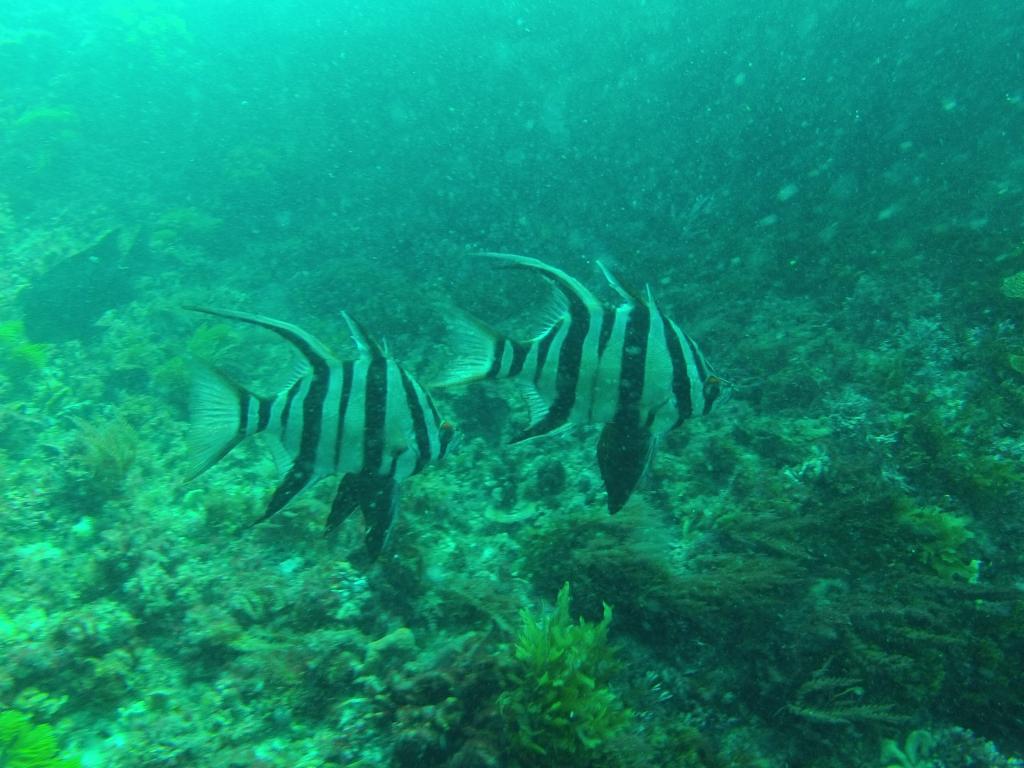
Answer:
597;419;656;514
249;462;316;528
325;473;399;560
325;474;362;534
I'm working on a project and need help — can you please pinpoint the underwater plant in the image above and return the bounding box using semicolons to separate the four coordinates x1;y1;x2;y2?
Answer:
786;664;903;727
0;710;79;768
0;321;48;380
880;729;936;768
71;416;138;496
895;503;978;582
1000;270;1024;299
498;582;629;765
150;205;222;249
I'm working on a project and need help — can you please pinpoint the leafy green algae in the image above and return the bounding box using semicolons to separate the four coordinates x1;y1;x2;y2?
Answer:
499;582;629;765
895;502;978;582
0;710;79;768
0;321;48;379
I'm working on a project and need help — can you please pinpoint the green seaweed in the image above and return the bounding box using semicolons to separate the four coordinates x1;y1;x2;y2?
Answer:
0;710;79;768
498;582;630;766
880;729;937;768
151;205;222;248
894;502;979;582
0;321;48;380
70;416;138;498
901;404;1024;513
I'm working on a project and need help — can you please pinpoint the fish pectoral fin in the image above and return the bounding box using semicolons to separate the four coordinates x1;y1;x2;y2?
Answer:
325;473;399;560
509;418;572;444
509;382;574;443
262;435;292;479
512;381;556;433
597;420;656;514
248;462;316;528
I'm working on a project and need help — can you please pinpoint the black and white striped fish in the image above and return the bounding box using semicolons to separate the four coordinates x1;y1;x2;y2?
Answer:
185;307;457;559
440;253;726;513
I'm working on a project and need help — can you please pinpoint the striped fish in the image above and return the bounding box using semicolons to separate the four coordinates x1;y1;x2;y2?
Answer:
185;307;456;559
440;253;726;513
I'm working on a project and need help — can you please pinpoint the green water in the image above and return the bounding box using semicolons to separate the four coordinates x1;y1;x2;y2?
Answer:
1;1;1023;766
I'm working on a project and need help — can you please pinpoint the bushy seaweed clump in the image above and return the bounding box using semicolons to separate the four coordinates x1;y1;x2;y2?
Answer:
0;321;47;382
0;710;79;768
499;582;629;766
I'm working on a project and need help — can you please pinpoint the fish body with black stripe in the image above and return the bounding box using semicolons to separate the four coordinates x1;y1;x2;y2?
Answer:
440;253;726;513
185;307;457;559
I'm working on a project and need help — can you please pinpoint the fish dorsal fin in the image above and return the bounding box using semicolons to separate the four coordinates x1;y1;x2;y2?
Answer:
435;309;505;387
342;311;386;358
644;284;661;313
478;252;604;312
597;261;646;306
92;228;124;264
184;306;338;367
533;284;570;340
284;357;311;388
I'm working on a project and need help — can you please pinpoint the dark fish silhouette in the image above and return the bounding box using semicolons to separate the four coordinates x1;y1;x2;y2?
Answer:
441;253;726;513
185;307;458;559
18;229;140;343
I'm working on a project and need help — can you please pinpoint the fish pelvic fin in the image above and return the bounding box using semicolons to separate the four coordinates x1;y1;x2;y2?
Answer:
436;310;527;386
185;363;268;482
597;418;657;514
245;459;318;529
325;473;400;560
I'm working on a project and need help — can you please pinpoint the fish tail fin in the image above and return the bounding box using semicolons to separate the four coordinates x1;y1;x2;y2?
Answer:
436;311;525;386
185;364;266;481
